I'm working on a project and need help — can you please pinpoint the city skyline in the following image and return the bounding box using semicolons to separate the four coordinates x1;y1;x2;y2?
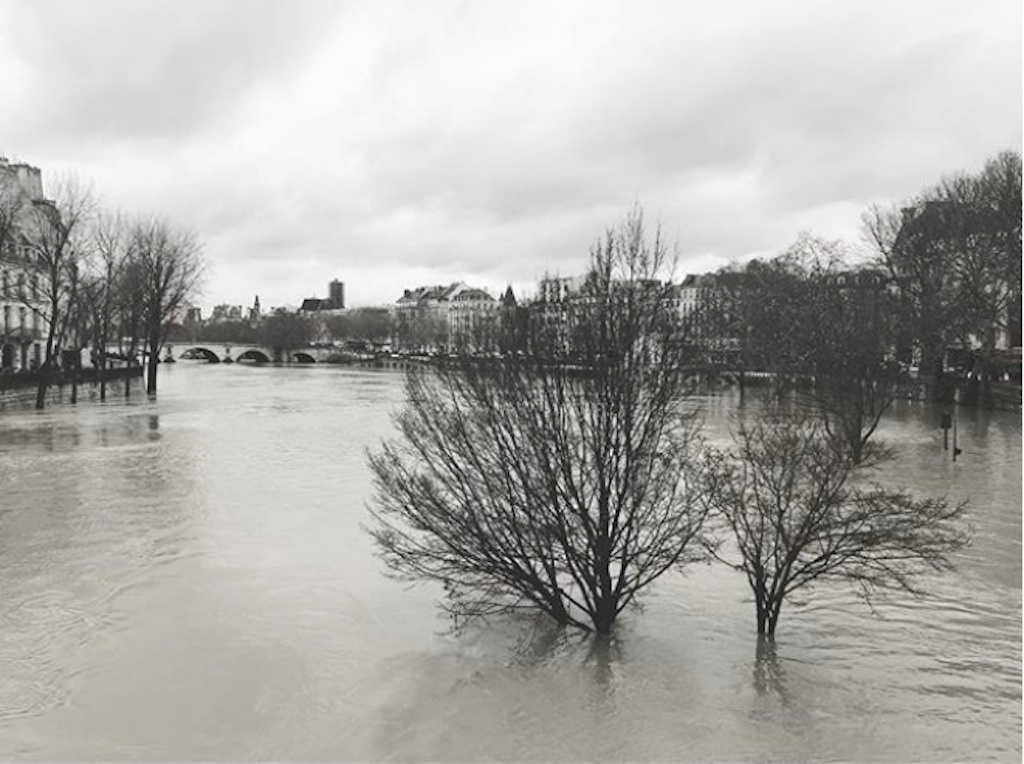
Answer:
1;0;1019;313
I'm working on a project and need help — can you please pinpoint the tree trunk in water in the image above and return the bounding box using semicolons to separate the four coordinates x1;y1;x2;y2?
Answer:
145;319;162;396
757;606;783;636
34;372;47;410
767;599;782;636
755;579;768;635
921;346;947;402
593;519;616;635
977;341;995;409
593;595;617;635
146;352;158;396
755;579;781;636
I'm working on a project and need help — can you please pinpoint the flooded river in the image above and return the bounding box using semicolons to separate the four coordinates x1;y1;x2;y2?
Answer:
0;364;1019;760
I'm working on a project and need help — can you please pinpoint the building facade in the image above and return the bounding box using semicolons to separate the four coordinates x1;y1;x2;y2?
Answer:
394;282;498;352
0;157;49;370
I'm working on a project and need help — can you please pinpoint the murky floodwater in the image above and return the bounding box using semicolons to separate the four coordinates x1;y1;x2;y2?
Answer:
0;364;1019;761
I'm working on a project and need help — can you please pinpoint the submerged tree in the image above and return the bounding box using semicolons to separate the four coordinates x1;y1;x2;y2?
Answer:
703;415;969;637
791;236;906;465
367;210;710;634
129;217;203;395
702;234;905;462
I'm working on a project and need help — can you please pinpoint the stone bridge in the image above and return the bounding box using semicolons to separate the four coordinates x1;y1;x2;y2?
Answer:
165;344;335;364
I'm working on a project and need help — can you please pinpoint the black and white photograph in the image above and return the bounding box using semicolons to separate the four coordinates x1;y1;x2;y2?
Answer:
0;0;1020;760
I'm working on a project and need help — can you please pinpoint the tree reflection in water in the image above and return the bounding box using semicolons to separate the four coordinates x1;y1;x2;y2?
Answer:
753;636;789;702
585;632;621;691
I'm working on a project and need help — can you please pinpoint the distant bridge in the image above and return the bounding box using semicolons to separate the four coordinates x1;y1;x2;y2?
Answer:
101;343;418;370
167;344;334;364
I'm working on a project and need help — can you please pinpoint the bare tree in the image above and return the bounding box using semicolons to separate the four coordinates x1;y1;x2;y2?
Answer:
703;234;904;462
943;152;1022;405
368;210;710;634
863;199;965;388
81;211;134;400
20;176;95;409
326;308;394;347
129;217;204;395
978;151;1023;349
700;237;835;402
797;246;905;465
703;415;968;637
863;150;1022;405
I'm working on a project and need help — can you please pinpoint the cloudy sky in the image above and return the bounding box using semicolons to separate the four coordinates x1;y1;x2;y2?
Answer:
1;0;1019;312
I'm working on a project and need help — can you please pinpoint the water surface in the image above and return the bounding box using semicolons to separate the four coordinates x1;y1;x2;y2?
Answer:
0;364;1018;760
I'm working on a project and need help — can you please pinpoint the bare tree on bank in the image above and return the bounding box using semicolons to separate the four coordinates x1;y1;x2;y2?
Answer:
21;176;95;409
943;152;1022;405
702;415;968;637
863;200;962;387
326;308;394;348
864;150;1022;404
130;218;203;396
368;210;710;635
81;211;133;400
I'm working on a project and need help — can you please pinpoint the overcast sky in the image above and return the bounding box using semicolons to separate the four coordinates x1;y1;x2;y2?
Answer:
1;0;1020;312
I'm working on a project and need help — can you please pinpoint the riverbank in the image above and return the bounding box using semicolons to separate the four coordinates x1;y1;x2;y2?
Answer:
0;366;144;410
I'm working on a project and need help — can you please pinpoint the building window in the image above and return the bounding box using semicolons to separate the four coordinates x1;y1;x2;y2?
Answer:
3;305;9;333
19;306;26;330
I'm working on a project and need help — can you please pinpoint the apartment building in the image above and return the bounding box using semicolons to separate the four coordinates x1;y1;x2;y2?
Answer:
0;157;49;370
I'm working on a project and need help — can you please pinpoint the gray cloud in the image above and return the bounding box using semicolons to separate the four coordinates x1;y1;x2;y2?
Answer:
1;0;1019;310
2;0;344;145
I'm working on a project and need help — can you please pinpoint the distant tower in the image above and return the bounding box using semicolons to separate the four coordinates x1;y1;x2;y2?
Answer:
329;280;345;310
500;285;517;308
250;295;261;322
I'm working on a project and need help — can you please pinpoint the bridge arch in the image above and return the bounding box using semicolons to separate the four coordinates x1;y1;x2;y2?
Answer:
179;347;221;363
291;351;317;364
237;349;272;364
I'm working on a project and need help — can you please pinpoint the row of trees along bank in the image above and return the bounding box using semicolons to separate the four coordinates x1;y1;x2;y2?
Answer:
865;150;1021;407
367;209;969;638
702;150;1021;414
189;307;394;350
0;172;204;409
